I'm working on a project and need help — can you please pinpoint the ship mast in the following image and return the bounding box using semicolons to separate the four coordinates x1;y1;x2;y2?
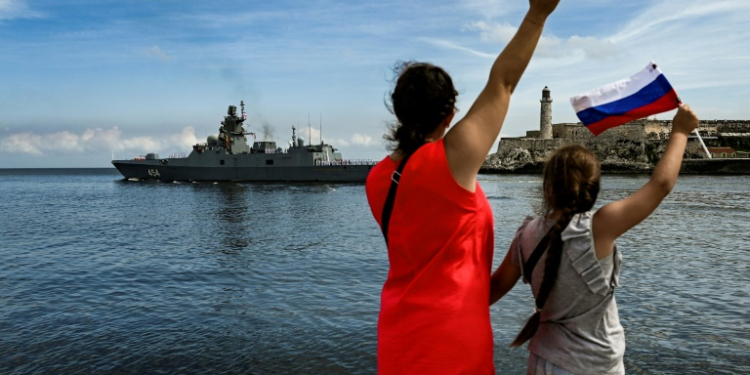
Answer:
308;112;311;148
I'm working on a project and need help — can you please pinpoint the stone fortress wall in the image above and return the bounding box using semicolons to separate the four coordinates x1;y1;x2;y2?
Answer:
483;88;750;173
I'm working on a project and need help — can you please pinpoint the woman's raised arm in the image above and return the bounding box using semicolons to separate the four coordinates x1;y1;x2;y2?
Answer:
444;0;560;191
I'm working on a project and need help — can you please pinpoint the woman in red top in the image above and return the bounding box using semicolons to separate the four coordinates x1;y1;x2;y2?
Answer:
365;1;560;373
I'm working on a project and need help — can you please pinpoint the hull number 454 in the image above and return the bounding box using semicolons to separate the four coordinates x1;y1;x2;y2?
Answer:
147;169;161;177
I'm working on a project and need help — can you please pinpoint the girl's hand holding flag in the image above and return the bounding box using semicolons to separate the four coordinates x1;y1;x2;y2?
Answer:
673;104;700;136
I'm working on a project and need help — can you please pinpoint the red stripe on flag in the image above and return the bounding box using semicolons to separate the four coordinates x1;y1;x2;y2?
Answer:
585;89;680;136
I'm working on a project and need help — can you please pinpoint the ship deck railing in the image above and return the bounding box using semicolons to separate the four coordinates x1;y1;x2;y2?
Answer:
315;159;378;166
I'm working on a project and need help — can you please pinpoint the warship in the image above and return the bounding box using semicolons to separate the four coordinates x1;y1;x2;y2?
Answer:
112;101;376;182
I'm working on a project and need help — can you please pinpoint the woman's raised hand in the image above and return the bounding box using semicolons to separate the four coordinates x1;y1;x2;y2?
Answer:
529;0;561;20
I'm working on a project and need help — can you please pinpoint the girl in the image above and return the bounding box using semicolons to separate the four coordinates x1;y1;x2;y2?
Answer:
490;105;699;375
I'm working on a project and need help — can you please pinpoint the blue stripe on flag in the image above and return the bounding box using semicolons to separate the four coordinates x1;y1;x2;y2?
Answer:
575;74;675;126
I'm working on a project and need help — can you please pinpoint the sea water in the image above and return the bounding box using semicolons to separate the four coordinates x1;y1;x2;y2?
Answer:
0;169;748;374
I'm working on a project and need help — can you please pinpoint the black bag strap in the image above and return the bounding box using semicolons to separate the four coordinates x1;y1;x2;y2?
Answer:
519;224;552;285
380;153;413;245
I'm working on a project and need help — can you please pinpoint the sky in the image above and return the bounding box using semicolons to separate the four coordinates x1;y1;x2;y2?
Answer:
1;0;748;168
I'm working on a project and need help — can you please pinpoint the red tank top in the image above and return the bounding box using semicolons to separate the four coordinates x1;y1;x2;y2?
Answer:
365;139;495;375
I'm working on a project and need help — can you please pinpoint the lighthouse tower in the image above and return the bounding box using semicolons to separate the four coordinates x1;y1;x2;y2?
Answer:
540;86;553;139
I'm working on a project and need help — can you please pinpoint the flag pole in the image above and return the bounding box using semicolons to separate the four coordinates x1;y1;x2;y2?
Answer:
693;128;712;159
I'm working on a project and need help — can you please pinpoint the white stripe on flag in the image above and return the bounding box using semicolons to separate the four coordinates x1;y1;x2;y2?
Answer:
570;61;663;113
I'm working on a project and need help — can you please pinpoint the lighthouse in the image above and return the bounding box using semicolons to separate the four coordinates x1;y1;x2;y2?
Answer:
540;86;553;139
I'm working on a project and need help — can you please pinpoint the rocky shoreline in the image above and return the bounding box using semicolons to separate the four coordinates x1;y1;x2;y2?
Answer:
480;157;750;175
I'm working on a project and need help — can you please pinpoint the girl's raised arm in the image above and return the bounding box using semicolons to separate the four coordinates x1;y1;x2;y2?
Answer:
592;105;699;259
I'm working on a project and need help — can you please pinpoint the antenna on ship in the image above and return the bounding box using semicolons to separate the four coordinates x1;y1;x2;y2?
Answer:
308;112;311;147
320;113;323;145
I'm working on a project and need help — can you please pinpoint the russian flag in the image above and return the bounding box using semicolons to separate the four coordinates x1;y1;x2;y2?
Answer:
570;62;680;136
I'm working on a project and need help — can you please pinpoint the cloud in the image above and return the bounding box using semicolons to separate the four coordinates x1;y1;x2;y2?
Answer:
0;131;92;155
468;21;616;60
296;127;372;148
80;127;122;148
470;21;517;44
120;136;161;153
143;45;172;62
566;36;617;60
610;0;750;44
0;132;43;155
332;138;350;147
169;126;199;149
421;38;495;59
0;126;201;157
351;133;375;147
0;0;40;20
327;134;377;148
299;127;320;144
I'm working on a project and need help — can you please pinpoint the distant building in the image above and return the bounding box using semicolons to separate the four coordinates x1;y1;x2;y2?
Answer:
708;147;736;158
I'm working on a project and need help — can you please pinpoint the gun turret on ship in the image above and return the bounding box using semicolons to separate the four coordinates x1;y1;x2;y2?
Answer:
111;101;376;182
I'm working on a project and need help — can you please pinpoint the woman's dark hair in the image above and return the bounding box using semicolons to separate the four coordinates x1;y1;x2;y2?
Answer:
385;61;458;155
511;145;601;347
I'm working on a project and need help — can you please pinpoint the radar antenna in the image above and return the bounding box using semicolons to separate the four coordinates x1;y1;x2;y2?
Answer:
308;112;311;147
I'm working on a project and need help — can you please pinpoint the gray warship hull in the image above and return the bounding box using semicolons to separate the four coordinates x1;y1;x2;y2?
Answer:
112;154;373;182
111;101;376;183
